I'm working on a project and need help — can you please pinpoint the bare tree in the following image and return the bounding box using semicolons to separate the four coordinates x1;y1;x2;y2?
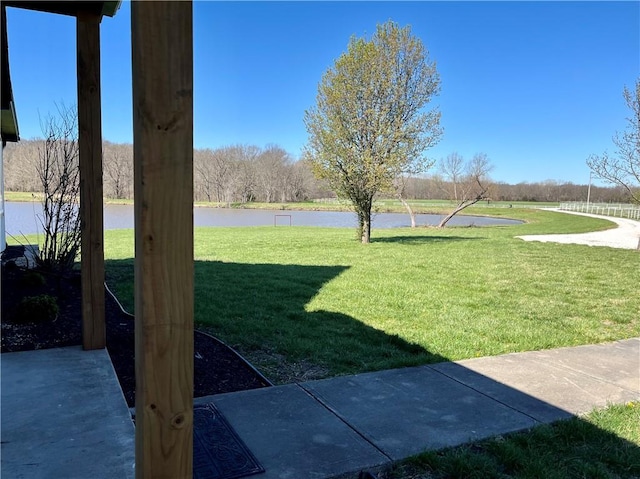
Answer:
438;153;493;227
2;139;43;192
228;145;259;203
587;79;640;204
194;145;258;204
36;104;81;273
194;147;235;204
440;152;465;201
103;141;133;199
291;158;328;200
395;154;436;228
394;174;417;227
255;145;290;203
401;175;437;200
194;148;215;202
285;160;309;201
211;148;234;204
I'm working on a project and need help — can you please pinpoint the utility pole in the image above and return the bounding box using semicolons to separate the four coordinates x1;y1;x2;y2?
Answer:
586;171;592;211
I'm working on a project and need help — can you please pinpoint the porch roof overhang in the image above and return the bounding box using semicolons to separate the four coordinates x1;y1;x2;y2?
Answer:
1;6;18;143
3;1;121;19
1;1;122;144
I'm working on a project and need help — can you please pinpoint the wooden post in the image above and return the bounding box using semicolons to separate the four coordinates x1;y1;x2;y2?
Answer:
132;2;194;478
77;12;105;350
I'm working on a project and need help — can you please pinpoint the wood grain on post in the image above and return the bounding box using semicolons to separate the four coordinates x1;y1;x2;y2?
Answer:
132;2;194;478
77;12;105;350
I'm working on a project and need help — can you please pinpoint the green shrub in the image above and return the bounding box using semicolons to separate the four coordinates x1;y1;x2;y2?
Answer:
15;294;59;323
19;271;46;288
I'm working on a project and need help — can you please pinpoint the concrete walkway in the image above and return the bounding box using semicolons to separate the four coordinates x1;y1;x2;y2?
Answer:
1;347;135;479
2;339;639;479
517;209;640;250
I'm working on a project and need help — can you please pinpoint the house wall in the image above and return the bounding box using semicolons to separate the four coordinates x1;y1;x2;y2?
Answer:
1;144;5;252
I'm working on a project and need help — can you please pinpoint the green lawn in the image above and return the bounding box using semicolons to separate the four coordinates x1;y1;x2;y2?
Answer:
3;191;44;202
104;208;639;382
374;401;640;479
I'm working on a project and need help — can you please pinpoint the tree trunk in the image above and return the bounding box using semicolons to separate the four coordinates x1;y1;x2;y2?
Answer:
357;204;372;243
438;196;483;228
398;193;416;228
361;215;371;243
437;207;461;228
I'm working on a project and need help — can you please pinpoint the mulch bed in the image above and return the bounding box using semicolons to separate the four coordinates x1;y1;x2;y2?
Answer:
1;247;271;407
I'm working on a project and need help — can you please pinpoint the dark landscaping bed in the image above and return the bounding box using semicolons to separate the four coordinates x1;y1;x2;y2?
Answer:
1;246;271;407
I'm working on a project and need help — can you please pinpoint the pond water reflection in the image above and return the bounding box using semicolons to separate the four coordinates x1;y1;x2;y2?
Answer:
4;202;521;236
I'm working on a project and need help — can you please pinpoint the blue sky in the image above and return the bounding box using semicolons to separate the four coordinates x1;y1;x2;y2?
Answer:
5;1;639;185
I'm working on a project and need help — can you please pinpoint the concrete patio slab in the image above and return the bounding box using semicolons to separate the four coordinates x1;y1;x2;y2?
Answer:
197;384;389;479
1;347;135;479
432;339;640;423
301;366;538;460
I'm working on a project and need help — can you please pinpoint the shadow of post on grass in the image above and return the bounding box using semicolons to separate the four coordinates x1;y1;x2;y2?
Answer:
105;258;445;383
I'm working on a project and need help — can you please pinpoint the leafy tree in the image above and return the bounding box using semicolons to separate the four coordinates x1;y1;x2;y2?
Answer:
587;78;640;204
304;20;442;243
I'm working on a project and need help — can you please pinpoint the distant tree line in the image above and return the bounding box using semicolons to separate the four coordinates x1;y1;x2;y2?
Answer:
3;140;331;203
2;138;629;204
399;176;629;204
192;144;331;204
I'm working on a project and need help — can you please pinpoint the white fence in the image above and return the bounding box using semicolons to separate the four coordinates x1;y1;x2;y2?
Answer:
560;202;640;220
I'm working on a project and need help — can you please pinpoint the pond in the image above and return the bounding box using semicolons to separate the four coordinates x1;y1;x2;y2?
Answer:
4;201;522;236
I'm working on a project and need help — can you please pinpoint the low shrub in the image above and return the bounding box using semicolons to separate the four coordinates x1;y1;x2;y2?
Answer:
15;294;59;323
19;270;46;288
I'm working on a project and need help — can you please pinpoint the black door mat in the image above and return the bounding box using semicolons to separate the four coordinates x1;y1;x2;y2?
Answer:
194;402;265;479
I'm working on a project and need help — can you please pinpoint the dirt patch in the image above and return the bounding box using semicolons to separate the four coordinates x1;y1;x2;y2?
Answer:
241;348;331;384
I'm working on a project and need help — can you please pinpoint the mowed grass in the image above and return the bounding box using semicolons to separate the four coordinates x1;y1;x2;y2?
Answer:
103;208;639;381
374;198;560;211
4;191;44;202
376;401;640;479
